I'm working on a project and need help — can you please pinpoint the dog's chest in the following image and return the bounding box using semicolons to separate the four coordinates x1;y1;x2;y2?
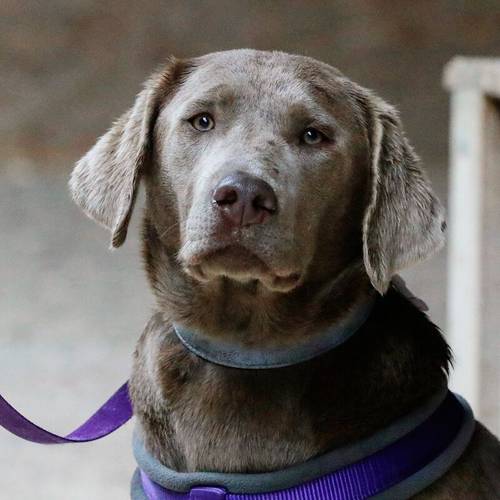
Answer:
132;317;326;472
161;359;320;472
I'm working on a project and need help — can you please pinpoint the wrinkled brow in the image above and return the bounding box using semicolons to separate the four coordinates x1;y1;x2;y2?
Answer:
307;80;345;108
303;78;365;131
181;83;237;117
286;101;337;127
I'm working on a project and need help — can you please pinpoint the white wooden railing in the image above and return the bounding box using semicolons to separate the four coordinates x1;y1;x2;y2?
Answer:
444;58;500;435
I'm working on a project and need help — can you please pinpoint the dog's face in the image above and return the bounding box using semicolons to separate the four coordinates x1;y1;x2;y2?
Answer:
70;50;445;295
153;51;371;291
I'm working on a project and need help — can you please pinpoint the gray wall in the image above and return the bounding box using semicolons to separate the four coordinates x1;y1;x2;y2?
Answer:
2;1;500;167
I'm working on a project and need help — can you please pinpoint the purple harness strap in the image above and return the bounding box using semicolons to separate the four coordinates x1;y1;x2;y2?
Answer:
0;379;474;500
0;382;472;499
0;382;132;444
137;392;469;500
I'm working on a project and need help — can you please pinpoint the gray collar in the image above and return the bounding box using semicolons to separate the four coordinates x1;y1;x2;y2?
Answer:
173;292;378;369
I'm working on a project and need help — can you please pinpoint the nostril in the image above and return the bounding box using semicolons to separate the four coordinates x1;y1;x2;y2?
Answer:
253;193;277;214
213;186;238;206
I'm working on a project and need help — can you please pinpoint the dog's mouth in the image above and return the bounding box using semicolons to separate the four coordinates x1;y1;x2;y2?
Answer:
184;244;302;292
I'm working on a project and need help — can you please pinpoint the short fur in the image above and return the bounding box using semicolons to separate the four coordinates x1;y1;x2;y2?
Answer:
70;50;500;497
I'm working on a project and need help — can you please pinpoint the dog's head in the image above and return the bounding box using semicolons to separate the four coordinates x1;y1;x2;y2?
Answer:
70;50;445;295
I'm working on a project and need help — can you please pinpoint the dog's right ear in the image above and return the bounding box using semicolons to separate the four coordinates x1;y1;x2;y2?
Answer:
70;56;189;248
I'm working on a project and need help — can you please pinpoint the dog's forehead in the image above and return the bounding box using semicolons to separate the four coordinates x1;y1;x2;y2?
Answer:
179;54;305;104
171;50;350;113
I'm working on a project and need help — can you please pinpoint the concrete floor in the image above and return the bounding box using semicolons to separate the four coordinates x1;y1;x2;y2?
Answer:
0;163;152;499
0;162;448;499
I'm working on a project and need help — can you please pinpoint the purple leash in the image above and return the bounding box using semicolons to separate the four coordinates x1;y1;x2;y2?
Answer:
0;382;132;444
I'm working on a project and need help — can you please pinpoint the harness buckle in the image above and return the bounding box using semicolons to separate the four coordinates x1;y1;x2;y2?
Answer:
189;486;227;499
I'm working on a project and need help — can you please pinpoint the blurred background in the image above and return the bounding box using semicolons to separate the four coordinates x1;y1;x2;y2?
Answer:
1;1;499;498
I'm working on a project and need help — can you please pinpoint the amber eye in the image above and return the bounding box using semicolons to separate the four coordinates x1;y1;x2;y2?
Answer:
190;113;215;131
302;127;325;145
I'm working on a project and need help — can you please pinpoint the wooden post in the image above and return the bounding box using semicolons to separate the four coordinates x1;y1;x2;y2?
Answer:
444;58;500;435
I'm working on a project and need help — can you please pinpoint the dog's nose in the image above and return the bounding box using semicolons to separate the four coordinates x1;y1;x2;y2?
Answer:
212;172;277;227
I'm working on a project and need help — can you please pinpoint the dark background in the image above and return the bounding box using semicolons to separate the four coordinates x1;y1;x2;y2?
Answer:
2;0;500;167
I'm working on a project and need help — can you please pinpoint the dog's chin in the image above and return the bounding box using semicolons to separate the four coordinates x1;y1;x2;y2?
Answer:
184;245;302;293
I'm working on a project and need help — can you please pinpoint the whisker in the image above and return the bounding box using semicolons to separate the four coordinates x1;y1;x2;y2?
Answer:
158;222;179;240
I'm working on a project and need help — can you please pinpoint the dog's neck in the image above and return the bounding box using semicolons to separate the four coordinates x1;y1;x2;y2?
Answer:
144;218;374;346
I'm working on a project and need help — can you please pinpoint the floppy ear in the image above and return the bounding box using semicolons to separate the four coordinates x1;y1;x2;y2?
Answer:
362;97;446;293
69;57;187;248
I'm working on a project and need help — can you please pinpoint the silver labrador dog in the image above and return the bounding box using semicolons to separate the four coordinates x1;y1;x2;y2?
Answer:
70;50;500;498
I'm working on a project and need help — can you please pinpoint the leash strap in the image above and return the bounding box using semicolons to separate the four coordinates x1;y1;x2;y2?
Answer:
0;382;132;444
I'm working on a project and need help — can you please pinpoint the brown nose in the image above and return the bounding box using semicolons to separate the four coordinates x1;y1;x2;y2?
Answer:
212;172;278;227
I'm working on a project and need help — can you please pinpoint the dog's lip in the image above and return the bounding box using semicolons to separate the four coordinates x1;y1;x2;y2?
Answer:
184;244;302;284
183;244;257;267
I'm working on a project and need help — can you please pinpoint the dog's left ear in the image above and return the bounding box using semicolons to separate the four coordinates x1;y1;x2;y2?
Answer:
362;96;446;293
70;56;188;248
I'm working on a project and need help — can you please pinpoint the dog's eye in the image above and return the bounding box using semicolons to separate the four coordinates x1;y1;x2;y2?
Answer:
302;127;325;145
189;113;215;132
